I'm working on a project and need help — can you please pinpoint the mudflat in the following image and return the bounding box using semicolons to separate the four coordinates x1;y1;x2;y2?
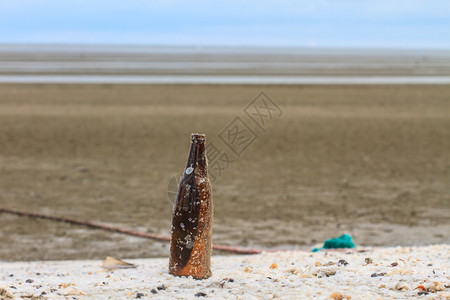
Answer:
0;84;449;261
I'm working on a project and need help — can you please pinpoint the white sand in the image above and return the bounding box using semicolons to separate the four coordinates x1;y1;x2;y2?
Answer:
1;245;449;299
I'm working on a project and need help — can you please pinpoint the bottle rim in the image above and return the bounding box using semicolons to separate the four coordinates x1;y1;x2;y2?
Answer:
191;133;206;142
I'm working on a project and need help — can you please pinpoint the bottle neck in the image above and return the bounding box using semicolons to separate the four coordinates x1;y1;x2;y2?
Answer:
185;134;207;176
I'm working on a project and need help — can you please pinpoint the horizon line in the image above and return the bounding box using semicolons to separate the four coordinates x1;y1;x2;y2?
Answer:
1;42;450;53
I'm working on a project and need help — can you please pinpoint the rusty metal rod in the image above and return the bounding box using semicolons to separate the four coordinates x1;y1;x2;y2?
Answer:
0;207;262;255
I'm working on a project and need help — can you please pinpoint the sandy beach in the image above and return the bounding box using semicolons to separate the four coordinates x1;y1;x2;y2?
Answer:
0;83;449;261
1;3;449;299
1;245;449;299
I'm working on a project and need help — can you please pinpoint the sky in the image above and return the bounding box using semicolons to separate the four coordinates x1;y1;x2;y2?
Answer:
0;0;449;48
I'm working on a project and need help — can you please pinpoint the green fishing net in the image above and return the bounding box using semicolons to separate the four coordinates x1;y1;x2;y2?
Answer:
312;234;356;252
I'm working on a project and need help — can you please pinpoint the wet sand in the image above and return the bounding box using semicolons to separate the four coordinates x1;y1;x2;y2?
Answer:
0;84;449;261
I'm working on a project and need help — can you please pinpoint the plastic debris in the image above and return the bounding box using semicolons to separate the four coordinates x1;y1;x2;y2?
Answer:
312;234;356;252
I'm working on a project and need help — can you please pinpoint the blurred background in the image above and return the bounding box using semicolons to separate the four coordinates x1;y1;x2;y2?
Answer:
0;0;449;261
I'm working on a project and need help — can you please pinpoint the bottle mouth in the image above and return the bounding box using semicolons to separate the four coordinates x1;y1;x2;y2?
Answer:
191;133;206;142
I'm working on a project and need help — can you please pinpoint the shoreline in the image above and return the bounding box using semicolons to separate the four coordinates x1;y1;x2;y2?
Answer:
0;75;450;85
1;245;449;299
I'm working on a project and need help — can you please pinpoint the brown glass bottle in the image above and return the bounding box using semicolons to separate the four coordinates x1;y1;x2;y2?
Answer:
169;133;213;279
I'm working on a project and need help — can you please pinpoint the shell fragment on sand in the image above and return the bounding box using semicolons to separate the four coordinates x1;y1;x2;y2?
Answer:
101;256;137;270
